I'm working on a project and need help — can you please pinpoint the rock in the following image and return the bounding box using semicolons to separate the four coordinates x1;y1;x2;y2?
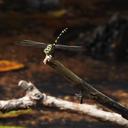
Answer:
79;14;128;62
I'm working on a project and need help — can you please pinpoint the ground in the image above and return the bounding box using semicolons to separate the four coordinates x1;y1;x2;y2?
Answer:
0;0;128;128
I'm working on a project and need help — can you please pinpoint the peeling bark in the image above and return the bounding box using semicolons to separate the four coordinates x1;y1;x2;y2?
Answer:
0;80;128;127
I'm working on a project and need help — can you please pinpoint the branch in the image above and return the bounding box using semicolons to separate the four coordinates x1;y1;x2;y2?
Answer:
0;80;43;112
42;42;128;120
44;58;128;120
0;80;128;127
44;95;128;127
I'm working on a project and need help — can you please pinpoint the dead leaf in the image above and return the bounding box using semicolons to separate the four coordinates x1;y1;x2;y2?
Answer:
47;9;67;17
0;60;24;72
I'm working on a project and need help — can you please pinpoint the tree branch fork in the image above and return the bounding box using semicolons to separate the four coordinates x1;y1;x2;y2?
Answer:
6;38;127;127
0;80;128;127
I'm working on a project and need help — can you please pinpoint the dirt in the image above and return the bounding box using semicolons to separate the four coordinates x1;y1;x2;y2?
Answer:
0;0;128;128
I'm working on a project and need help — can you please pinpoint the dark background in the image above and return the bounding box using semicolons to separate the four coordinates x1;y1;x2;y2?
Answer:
0;0;128;128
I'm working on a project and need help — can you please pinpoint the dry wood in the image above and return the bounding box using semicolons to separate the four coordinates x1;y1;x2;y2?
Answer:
0;80;128;127
44;58;128;120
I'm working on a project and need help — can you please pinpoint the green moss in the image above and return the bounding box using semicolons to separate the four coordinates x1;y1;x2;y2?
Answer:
0;126;26;128
0;109;32;118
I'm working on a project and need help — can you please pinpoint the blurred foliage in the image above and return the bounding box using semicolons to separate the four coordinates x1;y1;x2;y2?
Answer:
0;0;61;12
0;109;32;118
0;126;26;128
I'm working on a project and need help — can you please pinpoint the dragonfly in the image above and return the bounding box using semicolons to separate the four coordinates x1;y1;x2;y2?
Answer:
18;39;85;51
18;28;84;54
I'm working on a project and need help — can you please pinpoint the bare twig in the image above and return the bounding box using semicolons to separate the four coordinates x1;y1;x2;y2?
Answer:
43;95;128;127
43;57;128;120
0;80;43;112
43;41;128;120
0;80;128;127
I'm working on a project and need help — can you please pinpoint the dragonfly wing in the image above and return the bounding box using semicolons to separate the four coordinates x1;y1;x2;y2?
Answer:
55;44;84;52
17;40;47;48
18;40;84;52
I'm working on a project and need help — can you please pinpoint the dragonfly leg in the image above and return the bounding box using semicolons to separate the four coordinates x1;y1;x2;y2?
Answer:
75;90;84;104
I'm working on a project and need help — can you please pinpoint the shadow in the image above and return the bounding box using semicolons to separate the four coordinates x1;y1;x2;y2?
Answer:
97;0;128;12
35;119;124;128
34;73;76;97
0;117;124;128
0;86;5;98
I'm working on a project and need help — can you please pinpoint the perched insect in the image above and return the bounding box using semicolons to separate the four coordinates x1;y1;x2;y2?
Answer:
44;28;68;56
18;28;84;55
